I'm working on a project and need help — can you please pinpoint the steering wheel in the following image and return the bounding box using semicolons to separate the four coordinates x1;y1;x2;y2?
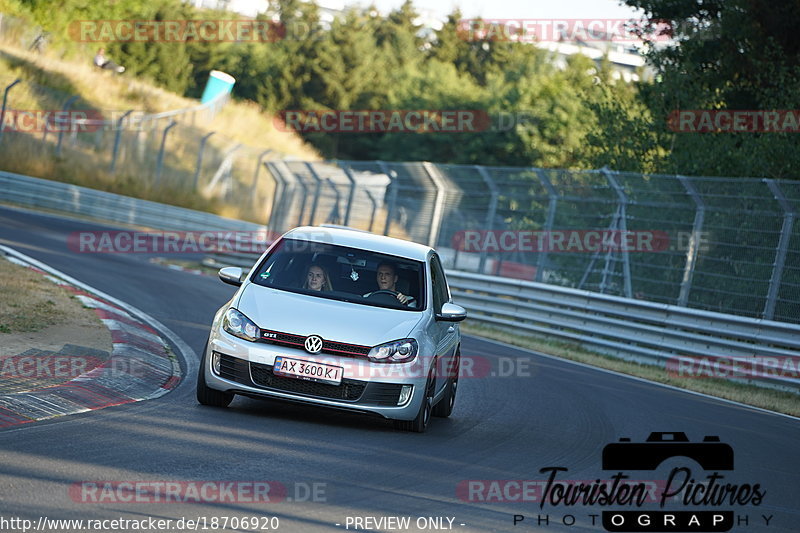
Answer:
368;290;399;297
365;289;404;305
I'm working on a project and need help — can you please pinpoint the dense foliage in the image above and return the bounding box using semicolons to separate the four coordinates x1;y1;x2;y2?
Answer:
11;0;800;177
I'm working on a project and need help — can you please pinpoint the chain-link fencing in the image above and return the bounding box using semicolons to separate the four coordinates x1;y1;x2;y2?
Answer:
0;72;283;224
264;160;800;324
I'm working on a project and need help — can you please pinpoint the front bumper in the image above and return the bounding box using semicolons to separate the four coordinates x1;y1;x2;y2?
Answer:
203;333;428;420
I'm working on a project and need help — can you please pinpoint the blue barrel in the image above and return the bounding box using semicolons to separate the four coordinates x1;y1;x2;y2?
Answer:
201;70;236;104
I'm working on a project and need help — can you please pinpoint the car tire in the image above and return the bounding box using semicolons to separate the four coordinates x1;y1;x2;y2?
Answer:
196;343;234;408
393;368;435;433
433;348;459;418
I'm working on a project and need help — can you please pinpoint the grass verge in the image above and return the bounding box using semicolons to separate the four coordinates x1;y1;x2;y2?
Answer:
462;322;800;418
0;44;320;224
0;256;68;333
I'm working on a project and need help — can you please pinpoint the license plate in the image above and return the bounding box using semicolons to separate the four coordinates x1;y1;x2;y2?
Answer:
273;356;343;385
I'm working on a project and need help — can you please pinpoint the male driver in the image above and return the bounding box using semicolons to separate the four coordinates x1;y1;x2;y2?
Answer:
364;262;416;307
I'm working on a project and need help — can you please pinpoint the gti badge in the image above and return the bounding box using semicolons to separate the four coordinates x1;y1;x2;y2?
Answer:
305;335;323;354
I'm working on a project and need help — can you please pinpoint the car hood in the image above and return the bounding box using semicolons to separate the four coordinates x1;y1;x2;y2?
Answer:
235;283;424;346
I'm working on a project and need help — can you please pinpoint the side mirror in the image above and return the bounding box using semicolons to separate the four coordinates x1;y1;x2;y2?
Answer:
436;302;467;322
218;267;244;286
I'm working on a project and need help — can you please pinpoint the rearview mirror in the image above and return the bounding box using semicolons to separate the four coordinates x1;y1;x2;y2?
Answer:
218;267;244;286
436;302;467;322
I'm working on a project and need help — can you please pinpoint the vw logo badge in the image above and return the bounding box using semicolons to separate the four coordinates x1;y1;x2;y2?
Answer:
304;335;323;354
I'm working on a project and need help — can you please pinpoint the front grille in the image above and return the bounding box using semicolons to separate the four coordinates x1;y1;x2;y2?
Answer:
218;352;251;383
360;383;404;406
322;340;370;356
259;329;370;357
250;361;366;401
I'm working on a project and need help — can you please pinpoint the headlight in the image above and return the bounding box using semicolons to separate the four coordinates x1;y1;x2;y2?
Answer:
368;338;418;363
222;308;259;342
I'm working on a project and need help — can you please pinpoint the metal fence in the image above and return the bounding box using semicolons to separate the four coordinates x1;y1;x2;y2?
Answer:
263;161;800;324
0;73;284;222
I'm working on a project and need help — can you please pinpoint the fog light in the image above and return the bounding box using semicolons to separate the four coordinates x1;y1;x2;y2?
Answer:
211;352;221;375
398;385;413;405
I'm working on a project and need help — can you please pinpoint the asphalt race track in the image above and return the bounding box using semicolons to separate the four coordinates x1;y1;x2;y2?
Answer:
0;204;798;533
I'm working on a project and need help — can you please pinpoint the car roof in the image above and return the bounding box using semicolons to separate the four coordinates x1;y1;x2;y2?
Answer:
283;226;433;262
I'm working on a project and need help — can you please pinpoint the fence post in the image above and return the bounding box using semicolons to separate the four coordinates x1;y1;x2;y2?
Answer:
601;168;633;299
193;131;216;189
294;167;309;227
763;179;795;320
110;110;133;174
474;165;499;274
365;189;378;233
340;163;358;227
264;161;287;233
250;149;273;193
55;96;78;156
325;178;342;224
534;168;559;282
154;120;177;185
421;161;448;248
377;161;398;236
0;78;21;146
304;162;323;226
677;175;705;307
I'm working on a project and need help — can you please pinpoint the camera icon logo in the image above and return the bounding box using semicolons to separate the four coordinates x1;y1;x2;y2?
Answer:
602;432;734;471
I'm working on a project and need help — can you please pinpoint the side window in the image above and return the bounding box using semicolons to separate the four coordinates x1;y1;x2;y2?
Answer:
430;254;449;314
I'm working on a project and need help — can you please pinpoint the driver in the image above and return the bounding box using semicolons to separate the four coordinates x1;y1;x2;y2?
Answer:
364;262;416;307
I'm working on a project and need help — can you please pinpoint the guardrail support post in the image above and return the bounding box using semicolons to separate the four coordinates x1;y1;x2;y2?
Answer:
421;161;448;248
677;176;705;307
378;161;398;236
534;168;559;282
763;179;795;320
602;168;633;299
193;131;216;189
110;110;133;174
154;120;177;185
0;78;21;146
474;165;499;274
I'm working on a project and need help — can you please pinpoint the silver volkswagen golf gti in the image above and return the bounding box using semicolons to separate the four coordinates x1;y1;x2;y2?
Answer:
196;226;466;432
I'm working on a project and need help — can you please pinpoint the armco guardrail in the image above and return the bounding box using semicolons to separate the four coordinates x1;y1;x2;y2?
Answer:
0;171;261;232
447;270;800;393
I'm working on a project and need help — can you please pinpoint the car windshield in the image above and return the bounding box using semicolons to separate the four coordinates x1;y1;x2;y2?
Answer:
250;238;426;312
